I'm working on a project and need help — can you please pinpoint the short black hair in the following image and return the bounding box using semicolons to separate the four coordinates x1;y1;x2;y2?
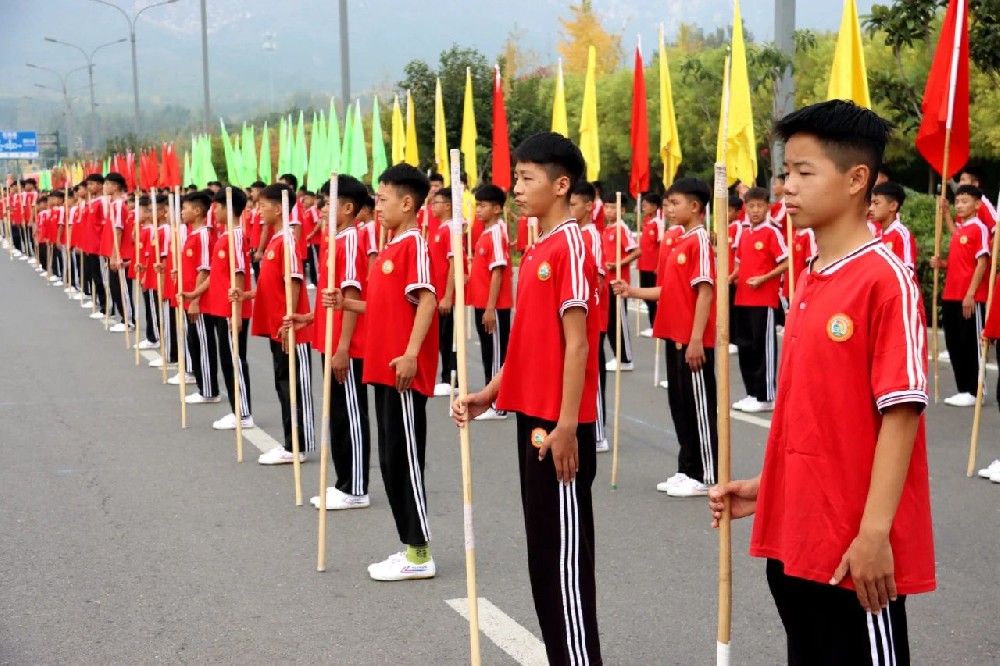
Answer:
37;195;48;203
84;173;105;184
956;184;983;200
641;191;662;208
211;187;248;217
513;132;586;201
259;183;294;205
250;180;266;189
156;194;169;206
105;172;127;190
572;180;596;202
278;173;298;190
207;180;222;188
22;177;37;187
773;173;786;183
49;190;64;201
360;194;375;211
872;182;906;208
475;184;506;207
301;190;315;198
728;195;744;210
961;166;986;185
183;190;213;214
429;172;445;184
319;174;369;214
665;177;711;210
139;196;151;207
378;163;431;205
743;187;770;204
774;100;893;198
434;187;453;203
878;164;894;180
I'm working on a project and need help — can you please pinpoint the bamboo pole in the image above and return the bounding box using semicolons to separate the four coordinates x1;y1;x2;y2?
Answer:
317;174;338;571
786;214;795;303
967;221;1000;476
172;190;188;428
225;188;245;463
611;191;624;490
281;188;304;506
449;149;482;666
134;190;142;366
152;189;168;384
111;196;131;350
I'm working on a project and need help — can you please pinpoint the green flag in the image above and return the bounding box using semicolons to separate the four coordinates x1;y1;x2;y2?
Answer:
370;96;387;184
293;110;308;185
242;123;257;186
306;111;324;191
341;102;355;177
277;116;289;177
199;134;218;187
315;111;328;182
183;150;191;188
259;122;272;183
232;135;245;188
327;98;342;173
350;100;368;181
220;120;237;185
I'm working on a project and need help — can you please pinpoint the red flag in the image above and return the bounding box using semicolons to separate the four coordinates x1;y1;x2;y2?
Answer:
629;43;650;198
126;151;137;191
161;144;180;189
491;64;511;193
915;0;969;178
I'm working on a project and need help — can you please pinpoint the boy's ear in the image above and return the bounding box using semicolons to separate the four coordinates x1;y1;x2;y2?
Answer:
847;164;870;196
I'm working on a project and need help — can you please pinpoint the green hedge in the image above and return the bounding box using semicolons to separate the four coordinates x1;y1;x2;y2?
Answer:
903;190;946;319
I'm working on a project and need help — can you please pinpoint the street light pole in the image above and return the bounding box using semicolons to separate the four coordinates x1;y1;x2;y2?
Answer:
90;0;179;137
772;0;796;180
27;64;88;159
339;0;351;106
43;37;126;154
200;0;212;135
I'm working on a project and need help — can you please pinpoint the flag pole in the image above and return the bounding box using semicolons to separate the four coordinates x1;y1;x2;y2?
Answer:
450;148;482;666
715;52;734;666
933;0;966;404
967;216;1000;476
225;187;245;463
111;196;131;351
134;190;142;366
317;173;337;571
635;192;643;335
103;195;113;331
786;213;795;302
172;189;188;429
611;191;624;490
281;187;304;506
152;189;168;384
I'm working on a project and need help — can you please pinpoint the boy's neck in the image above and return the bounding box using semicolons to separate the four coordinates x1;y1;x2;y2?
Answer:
393;215;419;235
812;203;875;268
189;216;206;229
538;202;572;235
682;218;703;233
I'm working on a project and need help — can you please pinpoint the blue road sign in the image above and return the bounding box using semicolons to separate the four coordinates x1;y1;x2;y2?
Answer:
0;131;39;159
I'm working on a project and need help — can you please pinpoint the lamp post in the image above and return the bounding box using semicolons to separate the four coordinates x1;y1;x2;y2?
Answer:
27;64;89;158
43;37;126;152
262;32;277;113
89;0;179;137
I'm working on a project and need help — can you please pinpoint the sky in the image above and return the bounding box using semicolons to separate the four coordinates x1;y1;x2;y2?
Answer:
1;0;879;128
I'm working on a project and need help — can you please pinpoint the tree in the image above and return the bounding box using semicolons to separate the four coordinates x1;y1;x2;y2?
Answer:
557;1;623;75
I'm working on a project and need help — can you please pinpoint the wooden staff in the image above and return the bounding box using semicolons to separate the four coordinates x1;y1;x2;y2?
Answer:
172;190;188;428
611;191;624;490
653;338;661;388
281;188;304;506
66;189;76;298
45;212;54;284
317;173;338;571
466;206;473;341
134;190;142;366
786;213;795;302
967;223;1000;476
102;195;113;330
931;142;953;404
715;54;734;666
111;196;132;350
635;194;642;335
225;188;245;463
151;189;168;384
449;149;481;665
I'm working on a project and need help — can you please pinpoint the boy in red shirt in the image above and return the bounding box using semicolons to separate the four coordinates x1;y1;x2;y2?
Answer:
203;188;254;430
133;196;162;351
930;184;991;407
637;192;664;337
417;172;444;238
427;187;460;397
237;184;315;465
104;173;136;334
455;132;603;664
81;175;108;317
731;187;788;413
957;167;997;235
725;195;744;355
711;99;934;665
871;182;917;272
329;164;439;580
616;178;717;498
769;173;787;233
470;184;513;421
300;190;320;287
602;196;640;371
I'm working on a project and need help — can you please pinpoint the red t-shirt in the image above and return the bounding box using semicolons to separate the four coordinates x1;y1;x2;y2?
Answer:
302;205;321;246
653;226;716;347
943;217;991;303
251;228;314;344
984;275;1000;339
726;221;744;278
601;221;638;284
978;198;997;235
750;240;935;596
314;225;367;358
592;198;606;235
469;223;513;310
181;226;211;311
99;198;122;258
201;227;252;320
428;219;458;299
37;210;51;243
163;224;188;307
867;219;884;240
81;198;105;255
881;217;918;271
637;214;664;272
67;204;83;249
782;228;817;301
516;216;530;253
137;225;157;291
580;223;608;333
768;199;787;234
119;206;136;262
247;208;263;254
496;220;600;423
362;228;439;396
359;220;378;257
417;206;439;238
735;223;788;308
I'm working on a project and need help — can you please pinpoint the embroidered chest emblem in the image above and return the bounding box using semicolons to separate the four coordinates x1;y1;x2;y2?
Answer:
676;252;687;265
537;261;552;281
886;241;894;250
381;259;394;274
185;248;193;257
960;235;969;245
218;250;226;259
754;241;764;251
827;313;854;342
266;250;275;260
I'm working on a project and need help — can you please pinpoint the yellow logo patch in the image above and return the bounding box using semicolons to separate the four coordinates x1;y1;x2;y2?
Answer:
827;313;854;342
530;428;547;449
886;241;894;250
754;241;764;251
665;238;674;246
381;259;394;274
218;250;226;259
537;261;552;281
676;252;687;265
960;235;969;245
266;250;275;260
185;248;193;257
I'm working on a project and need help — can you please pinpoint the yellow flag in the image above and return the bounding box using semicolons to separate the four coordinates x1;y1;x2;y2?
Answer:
461;67;478;189
579;46;600;182
658;25;682;188
434;78;450;185
827;0;871;108
717;1;756;187
552;59;568;136
391;94;405;165
405;89;419;167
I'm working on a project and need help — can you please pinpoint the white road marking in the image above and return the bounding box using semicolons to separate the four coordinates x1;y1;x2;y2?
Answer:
446;597;548;666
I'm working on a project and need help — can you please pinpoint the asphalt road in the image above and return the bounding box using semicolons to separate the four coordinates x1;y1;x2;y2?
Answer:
1;253;998;665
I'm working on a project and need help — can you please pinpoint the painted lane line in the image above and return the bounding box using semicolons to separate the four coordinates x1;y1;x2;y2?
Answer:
446;597;548;666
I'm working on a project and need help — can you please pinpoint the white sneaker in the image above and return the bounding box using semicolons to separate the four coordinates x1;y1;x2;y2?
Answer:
474;407;508;421
80;300;93;308
596;439;609;453
52;280;63;287
11;250;21;257
28;258;37;265
18;254;28;261
185;392;221;404
732;396;753;411
639;327;654;338
138;339;159;350
257;446;306;465
656;472;689;493
167;373;196;386
666;476;709;497
739;397;774;413
605;359;634;372
433;382;452;397
72;292;85;301
368;551;436;581
991;469;1000;484
212;413;255;430
89;311;106;320
938;350;951;361
310;487;371;510
306;283;316;290
728;343;738;355
148;357;176;369
944;392;977;408
109;323;131;333
977;459;1000;479
659;380;669;390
